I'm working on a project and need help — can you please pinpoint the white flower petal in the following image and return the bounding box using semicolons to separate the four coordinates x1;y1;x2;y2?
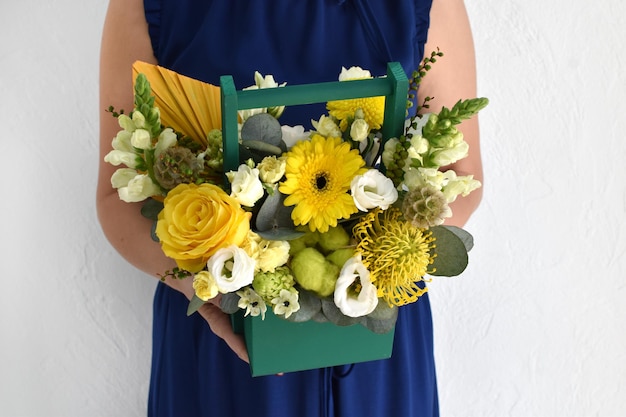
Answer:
334;255;378;317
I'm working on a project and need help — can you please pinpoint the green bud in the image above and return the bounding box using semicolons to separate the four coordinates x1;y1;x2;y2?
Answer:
291;248;339;297
317;225;350;253
326;248;355;268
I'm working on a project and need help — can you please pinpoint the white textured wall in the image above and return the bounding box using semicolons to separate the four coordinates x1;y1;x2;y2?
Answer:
1;0;624;416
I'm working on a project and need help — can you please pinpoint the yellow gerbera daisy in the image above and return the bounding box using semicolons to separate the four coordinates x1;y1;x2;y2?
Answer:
279;134;366;232
327;95;385;131
353;208;436;306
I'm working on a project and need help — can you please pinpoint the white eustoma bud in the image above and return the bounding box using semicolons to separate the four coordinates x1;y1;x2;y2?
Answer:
338;66;372;81
311;115;342;137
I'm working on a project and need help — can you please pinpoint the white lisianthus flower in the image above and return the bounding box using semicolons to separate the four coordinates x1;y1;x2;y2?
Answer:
334;254;378;317
338;66;372;81
130;128;152;150
257;155;286;184
117;173;161;202
154;128;177;156
271;289;300;319
311;115;342;137
207;245;255;293
104;149;139;168
351;169;398;211
350;118;369;142
281;125;309;148
226;164;264;207
237;287;267;319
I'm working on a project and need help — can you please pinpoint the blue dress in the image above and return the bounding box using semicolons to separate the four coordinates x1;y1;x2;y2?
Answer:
144;1;437;416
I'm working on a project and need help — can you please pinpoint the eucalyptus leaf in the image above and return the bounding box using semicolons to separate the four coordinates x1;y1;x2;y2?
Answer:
256;228;305;241
241;140;283;155
240;113;283;146
320;298;363;327
187;294;206;316
141;198;164;221
220;292;241;314
440;225;474;252
363;314;398;334
429;225;469;276
366;301;398;321
150;221;159;242
255;190;295;233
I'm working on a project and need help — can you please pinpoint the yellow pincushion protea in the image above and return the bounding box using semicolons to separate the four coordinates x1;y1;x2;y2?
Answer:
327;95;385;131
353;208;436;306
279;134;366;233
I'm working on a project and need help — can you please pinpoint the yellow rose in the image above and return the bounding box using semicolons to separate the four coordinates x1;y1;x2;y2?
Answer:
192;271;219;301
156;183;251;272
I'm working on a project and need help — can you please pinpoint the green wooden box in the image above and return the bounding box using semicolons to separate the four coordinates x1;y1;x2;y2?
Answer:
220;62;408;377
231;310;395;377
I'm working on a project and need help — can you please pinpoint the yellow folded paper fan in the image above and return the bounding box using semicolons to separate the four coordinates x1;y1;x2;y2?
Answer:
132;60;222;147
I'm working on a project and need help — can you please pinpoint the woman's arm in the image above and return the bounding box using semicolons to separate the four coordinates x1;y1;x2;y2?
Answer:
97;0;248;362
419;0;483;227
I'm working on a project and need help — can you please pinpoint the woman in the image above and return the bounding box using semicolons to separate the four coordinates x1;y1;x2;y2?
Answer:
97;1;482;415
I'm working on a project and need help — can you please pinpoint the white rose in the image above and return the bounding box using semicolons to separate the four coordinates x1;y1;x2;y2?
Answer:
350;118;369;142
338;66;372;81
334;254;378;317
351;169;398;211
207;245;255;293
311;115;342;137
117;173;161;202
226;164;264;207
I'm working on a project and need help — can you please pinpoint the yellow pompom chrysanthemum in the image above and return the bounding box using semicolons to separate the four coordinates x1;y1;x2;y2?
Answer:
353;208;436;306
279;134;366;232
327;95;385;131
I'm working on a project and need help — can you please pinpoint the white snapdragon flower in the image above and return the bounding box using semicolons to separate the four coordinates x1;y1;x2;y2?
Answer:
117;114;137;132
350;118;369;142
407;135;429;160
239;72;286;121
430;141;469;166
130;128;152;150
440;170;482;203
381;137;399;168
207;245;255;293
338;66;372;81
116;173;161;202
403;167;445;191
257;155;286;184
154;128;177;156
311;115;342;137
351;169;398;211
281;125;309;148
111;130;133;152
334;254;378;317
104;149;139;168
226;164;264;207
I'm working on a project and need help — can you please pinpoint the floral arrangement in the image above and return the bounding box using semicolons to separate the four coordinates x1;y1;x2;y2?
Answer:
104;53;488;333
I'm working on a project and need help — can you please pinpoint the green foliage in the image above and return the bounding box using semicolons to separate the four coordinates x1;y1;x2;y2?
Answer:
428;225;471;276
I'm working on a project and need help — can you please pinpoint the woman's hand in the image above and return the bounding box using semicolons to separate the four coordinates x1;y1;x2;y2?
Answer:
198;296;250;363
